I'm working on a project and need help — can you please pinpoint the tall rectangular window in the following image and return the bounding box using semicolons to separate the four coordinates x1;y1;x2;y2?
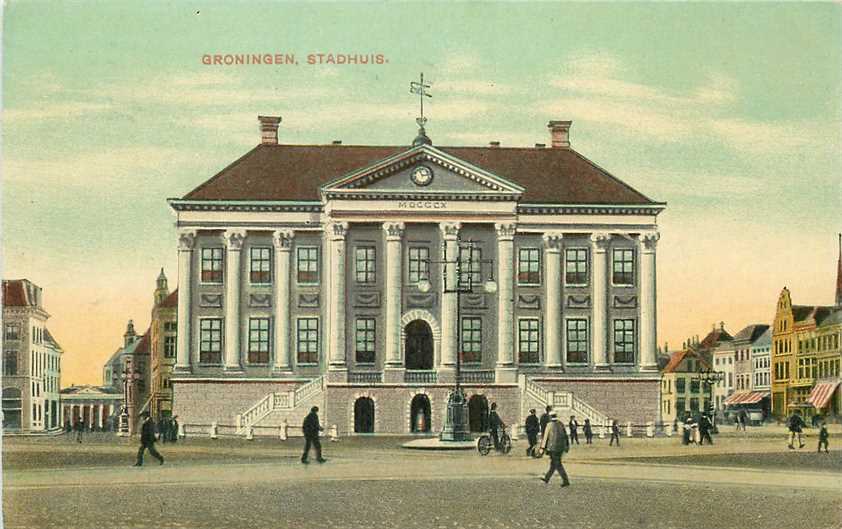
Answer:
248;318;271;364
296;247;319;284
164;336;177;358
201;247;224;283
613;319;635;364
355;247;376;284
461;317;482;363
676;378;686;393
458;246;482;287
199;319;222;364
4;323;19;341
408;247;430;283
355;318;376;364
249;247;272;284
565;248;588;285
690;379;700;393
3;351;17;376
517;248;541;285
565;319;589;364
612;248;635;285
518;318;540;364
297;318;319;364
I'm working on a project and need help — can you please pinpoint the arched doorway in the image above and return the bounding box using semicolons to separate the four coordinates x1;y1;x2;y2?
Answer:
468;394;489;433
405;320;433;370
410;394;432;433
354;397;375;433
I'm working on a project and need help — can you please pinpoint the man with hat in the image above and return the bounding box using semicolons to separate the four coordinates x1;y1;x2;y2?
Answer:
524;409;540;457
301;406;326;464
134;411;164;466
538;413;570;487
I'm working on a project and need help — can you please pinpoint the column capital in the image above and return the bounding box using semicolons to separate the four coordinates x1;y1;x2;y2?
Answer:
494;222;517;241
589;232;612;251
223;229;246;251
177;229;197;251
639;232;660;252
329;221;349;241
439;222;461;240
272;229;295;251
542;232;564;251
383;222;406;241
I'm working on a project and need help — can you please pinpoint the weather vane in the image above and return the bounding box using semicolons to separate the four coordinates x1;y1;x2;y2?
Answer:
410;72;432;129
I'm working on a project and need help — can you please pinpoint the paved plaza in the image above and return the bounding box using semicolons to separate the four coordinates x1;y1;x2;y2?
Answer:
2;427;841;529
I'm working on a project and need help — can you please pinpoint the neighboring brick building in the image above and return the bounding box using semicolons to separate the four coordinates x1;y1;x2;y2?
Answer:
2;279;63;432
660;347;711;424
150;270;178;420
168;116;666;435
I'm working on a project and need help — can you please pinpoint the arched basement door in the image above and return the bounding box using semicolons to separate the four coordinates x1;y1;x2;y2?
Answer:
468;394;489;433
405;320;434;370
410;394;432;433
354;397;375;433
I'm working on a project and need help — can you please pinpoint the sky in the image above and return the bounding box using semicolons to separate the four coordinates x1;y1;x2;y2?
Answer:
3;2;841;386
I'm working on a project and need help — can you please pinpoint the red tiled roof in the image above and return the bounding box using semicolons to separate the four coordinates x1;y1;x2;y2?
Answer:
182;144;658;205
2;280;28;307
662;349;711;374
700;328;733;349
160;289;178;308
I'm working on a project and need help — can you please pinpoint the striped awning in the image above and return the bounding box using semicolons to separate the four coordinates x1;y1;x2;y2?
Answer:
807;382;840;409
724;391;769;406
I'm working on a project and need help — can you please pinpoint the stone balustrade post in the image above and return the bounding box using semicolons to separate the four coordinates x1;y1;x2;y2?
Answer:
280;420;288;441
626;422;633;437
210;421;218;439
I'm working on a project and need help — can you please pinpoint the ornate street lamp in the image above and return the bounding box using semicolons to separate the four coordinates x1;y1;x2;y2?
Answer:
417;238;496;442
691;367;724;431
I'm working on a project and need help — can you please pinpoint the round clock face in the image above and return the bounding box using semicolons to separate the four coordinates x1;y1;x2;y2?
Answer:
410;165;434;186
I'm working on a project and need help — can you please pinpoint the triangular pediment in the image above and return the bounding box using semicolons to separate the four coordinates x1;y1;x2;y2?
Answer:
321;145;524;199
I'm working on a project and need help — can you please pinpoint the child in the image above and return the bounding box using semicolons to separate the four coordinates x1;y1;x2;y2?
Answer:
818;421;829;454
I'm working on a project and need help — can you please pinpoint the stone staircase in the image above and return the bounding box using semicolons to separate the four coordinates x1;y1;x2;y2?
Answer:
523;377;609;428
235;376;325;435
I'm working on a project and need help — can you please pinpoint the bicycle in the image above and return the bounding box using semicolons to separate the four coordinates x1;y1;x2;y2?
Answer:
476;427;512;456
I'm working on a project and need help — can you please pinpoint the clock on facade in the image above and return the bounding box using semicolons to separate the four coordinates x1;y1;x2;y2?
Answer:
410;165;434;186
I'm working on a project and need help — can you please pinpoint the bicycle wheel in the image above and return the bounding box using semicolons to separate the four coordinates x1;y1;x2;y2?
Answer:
501;434;512;454
477;435;492;456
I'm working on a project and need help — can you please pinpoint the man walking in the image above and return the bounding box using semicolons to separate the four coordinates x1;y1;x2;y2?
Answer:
609;419;621;447
539;405;552;436
488;402;505;451
539;413;570;487
301;406;326;464
74;417;84;443
134;411;164;466
525;409;540;457
818;421;829;453
568;416;580;445
787;409;805;449
699;414;714;445
583;418;593;444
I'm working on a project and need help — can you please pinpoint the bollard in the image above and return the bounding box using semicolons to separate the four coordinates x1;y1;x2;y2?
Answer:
210;421;218;439
178;421;186;439
329;424;339;442
510;424;520;441
626;422;633;438
599;425;606;439
246;426;254;441
665;423;673;437
279;420;288;441
646;421;654;438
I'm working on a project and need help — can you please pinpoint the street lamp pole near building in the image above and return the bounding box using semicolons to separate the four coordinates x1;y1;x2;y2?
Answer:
417;239;497;442
691;367;724;430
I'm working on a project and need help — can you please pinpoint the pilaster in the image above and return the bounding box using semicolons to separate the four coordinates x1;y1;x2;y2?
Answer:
328;222;349;376
495;222;517;382
272;229;295;373
174;229;195;373
384;222;406;377
439;222;461;369
543;232;563;369
591;232;611;370
223;230;246;372
639;232;659;371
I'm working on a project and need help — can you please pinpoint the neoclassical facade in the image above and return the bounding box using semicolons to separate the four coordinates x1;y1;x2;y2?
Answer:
168;117;666;435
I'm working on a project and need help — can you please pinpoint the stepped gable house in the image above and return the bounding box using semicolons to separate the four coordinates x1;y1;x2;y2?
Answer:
167;116;666;435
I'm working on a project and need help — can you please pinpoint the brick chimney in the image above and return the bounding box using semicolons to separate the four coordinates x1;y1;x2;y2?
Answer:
547;120;572;148
258;115;282;145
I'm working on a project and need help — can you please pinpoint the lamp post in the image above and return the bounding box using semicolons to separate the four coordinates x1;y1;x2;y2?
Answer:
118;365;141;437
417;238;497;442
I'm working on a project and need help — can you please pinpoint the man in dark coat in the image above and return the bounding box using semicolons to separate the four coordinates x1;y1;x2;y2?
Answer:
568;416;580;445
171;416;180;443
524;409;540;457
787;410;805;449
539;405;552;436
74;417;84;443
699;414;714;445
818;421;829;453
134;411;164;466
609;419;621;447
583;418;593;444
488;402;505;450
539;413;570;487
301;406;326;464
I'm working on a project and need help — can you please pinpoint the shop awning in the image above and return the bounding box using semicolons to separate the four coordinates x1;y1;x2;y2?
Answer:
807;382;840;409
724;391;769;406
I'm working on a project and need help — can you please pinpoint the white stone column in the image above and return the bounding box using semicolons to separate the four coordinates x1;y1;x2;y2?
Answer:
99;404;105;429
495;223;517;369
543;233;563;368
328;222;349;370
224;230;246;372
639;232;660;371
384;222;405;368
175;230;196;372
590;233;611;369
439;222;461;368
273;229;295;372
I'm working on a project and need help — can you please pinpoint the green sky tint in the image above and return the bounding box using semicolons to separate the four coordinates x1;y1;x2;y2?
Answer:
3;2;841;385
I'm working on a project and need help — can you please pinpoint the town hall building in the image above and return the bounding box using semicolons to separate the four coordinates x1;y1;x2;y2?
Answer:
168;115;666;436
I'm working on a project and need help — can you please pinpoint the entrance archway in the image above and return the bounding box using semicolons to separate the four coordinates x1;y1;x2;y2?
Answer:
405;320;433;370
468;394;489;433
354;397;375;433
410;394;432;433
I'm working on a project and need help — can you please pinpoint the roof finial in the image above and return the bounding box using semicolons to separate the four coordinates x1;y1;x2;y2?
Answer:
410;72;432;146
